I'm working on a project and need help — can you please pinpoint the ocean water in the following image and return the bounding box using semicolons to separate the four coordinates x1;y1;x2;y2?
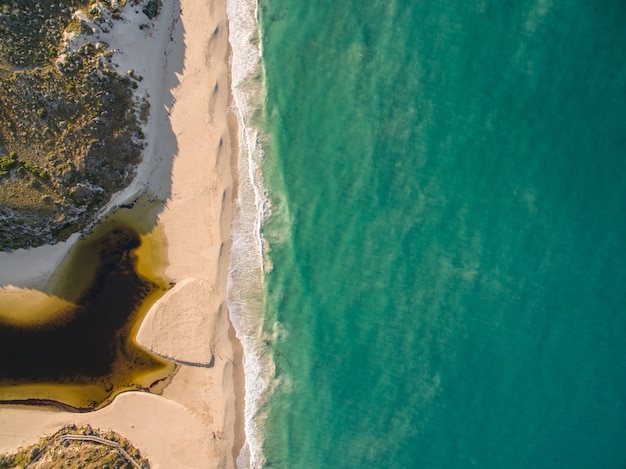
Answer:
229;0;626;467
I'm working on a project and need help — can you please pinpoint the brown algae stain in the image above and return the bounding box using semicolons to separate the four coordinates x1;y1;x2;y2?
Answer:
0;199;175;410
0;288;74;328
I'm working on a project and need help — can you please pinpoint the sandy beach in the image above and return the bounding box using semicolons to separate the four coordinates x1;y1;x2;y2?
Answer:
0;0;245;467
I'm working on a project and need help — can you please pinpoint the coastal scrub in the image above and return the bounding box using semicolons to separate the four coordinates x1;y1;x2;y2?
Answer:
0;0;156;250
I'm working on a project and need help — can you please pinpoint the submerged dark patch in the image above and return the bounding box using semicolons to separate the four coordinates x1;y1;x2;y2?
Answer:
0;223;173;409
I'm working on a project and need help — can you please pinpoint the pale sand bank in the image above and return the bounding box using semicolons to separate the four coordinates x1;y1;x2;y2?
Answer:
0;0;244;467
0;235;79;291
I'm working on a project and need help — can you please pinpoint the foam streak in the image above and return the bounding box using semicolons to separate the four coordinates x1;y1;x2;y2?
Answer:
226;0;273;467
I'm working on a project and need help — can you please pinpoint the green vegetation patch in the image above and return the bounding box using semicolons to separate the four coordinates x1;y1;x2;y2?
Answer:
0;424;150;469
0;0;158;250
0;0;86;69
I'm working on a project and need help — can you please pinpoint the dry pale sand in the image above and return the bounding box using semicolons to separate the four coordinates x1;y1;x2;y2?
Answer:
0;0;245;467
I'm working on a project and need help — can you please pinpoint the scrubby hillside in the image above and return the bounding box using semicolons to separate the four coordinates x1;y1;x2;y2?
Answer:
0;0;158;250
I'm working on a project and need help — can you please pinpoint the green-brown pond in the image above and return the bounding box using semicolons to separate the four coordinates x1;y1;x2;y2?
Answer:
0;202;175;410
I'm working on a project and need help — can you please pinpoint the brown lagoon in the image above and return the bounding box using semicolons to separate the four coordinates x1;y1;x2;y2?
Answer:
0;204;175;410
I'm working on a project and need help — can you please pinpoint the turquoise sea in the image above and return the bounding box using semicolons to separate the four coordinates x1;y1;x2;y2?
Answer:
229;0;626;467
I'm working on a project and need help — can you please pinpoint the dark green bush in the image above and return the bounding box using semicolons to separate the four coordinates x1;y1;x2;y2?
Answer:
142;0;161;19
0;153;18;172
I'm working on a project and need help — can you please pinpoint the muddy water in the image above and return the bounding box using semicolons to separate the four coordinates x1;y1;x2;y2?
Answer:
0;202;175;410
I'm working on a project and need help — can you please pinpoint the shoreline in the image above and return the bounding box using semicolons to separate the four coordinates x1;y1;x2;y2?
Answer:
0;0;245;466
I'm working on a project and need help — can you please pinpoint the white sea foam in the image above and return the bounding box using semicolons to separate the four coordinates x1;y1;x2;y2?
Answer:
226;0;274;467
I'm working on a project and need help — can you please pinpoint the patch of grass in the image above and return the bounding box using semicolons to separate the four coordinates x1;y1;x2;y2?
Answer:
1;179;43;211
